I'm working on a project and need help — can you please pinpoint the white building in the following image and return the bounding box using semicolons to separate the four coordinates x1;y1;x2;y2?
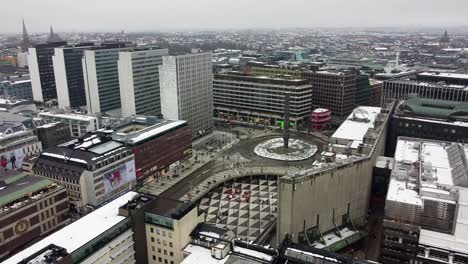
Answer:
82;46;133;115
37;112;99;138
4;191;139;264
159;53;213;138
118;48;168;117
16;52;28;68
382;137;468;264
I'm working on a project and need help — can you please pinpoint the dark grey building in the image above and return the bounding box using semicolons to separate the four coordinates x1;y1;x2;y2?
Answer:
53;43;94;109
388;97;468;155
0;75;33;101
28;42;67;103
36;122;72;149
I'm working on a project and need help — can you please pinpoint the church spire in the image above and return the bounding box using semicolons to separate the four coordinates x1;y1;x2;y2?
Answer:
21;18;31;52
47;25;63;43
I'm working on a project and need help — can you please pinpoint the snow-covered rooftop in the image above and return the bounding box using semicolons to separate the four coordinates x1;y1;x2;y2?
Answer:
38;112;97;122
419;72;468;80
182;244;228;264
331;106;381;143
4;191;138;264
127;120;186;144
388;138;468;206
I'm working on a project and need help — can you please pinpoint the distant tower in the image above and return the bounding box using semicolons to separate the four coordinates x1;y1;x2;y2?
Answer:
283;93;290;149
47;26;63;43
440;29;450;47
21;19;31;52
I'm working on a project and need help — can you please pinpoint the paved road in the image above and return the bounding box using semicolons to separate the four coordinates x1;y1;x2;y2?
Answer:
159;129;328;200
160;159;227;199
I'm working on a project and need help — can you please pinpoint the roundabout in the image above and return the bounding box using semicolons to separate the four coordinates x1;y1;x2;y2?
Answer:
253;137;318;161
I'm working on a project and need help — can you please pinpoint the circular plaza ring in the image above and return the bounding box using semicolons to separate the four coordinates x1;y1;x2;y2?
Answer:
253;138;318;161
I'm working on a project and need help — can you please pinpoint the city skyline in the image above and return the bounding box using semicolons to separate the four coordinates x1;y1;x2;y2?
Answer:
1;0;468;33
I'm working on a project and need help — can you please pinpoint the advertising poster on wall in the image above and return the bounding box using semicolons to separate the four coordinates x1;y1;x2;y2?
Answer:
0;148;25;172
103;160;136;194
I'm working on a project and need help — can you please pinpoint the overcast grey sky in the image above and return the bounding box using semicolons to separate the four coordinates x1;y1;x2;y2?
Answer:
1;0;468;33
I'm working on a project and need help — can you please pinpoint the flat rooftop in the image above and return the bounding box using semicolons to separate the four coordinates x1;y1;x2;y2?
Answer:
214;74;309;85
387;137;468;207
38;112;96;122
418;72;468;81
145;197;195;220
39;133;127;166
331;106;381;143
4;191;138;264
113;119;187;145
0;172;52;208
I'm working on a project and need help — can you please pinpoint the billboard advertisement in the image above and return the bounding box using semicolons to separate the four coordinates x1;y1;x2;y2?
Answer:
103;160;136;195
0;148;25;172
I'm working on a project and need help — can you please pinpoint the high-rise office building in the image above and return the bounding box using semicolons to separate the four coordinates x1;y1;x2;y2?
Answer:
159;53;214;138
118;48;168;117
304;70;357;120
28;42;67;102
82;43;133;115
53;43;94;109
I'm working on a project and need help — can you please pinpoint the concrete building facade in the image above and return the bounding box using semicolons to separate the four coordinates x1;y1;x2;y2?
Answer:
277;105;392;247
213;74;313;129
118;48;169;117
160;53;214;138
37;112;99;138
0;172;69;260
33;133;136;210
0;75;33;101
112;117;192;183
4;191;139;264
144;198;200;264
36;122;72;149
383;79;468;104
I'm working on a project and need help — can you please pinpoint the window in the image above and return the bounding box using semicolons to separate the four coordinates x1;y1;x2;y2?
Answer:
170;252;173;257
168;232;172;238
151;237;154;243
157;238;161;244
152;246;155;251
162;230;166;236
150;227;154;233
158;248;161;253
158;257;162;262
169;242;173;248
164;249;167;255
152;255;156;260
156;229;160;235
